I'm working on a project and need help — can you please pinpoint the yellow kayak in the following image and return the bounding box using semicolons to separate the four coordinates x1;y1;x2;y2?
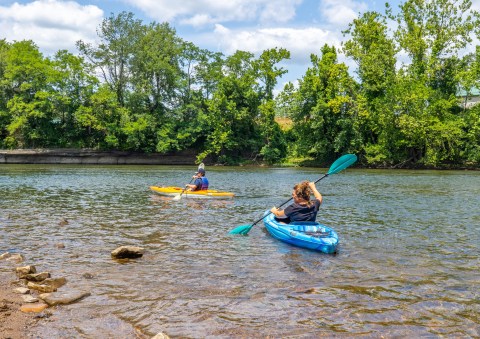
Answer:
149;186;235;199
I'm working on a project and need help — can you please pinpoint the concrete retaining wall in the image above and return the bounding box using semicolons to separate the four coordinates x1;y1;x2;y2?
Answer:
0;149;199;165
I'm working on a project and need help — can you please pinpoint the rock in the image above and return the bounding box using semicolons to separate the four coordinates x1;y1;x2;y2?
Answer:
44;277;67;289
16;265;36;278
13;287;30;294
6;253;25;263
21;295;39;303
20;303;48;313
0;252;11;260
59;218;69;226
39;291;91;306
152;333;170;339
82;272;94;279
27;277;67;293
25;272;51;282
111;246;145;259
27;282;56;293
55;243;65;249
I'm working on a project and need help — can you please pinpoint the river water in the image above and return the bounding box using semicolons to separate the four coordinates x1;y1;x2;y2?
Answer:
0;164;479;338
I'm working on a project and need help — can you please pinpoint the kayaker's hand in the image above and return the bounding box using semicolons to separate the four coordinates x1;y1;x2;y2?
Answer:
308;181;316;190
270;206;278;215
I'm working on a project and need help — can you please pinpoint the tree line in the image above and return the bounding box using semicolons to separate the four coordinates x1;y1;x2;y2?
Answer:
1;0;479;167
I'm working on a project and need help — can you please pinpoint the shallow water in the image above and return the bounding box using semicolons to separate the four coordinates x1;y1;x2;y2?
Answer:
1;165;479;337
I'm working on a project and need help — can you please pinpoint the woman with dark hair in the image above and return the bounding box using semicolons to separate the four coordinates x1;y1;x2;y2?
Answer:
270;181;322;223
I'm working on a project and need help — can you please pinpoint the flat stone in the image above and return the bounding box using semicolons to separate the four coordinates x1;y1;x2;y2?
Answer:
21;295;39;303
39;291;91;306
13;287;30;294
152;333;170;339
20;303;48;313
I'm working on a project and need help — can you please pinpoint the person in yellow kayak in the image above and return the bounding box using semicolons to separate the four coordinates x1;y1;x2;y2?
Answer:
186;168;209;191
269;181;322;223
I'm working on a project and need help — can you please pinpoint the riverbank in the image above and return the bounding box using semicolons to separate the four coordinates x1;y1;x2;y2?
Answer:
0;271;38;339
0;148;199;165
0;253;157;339
1;148;478;169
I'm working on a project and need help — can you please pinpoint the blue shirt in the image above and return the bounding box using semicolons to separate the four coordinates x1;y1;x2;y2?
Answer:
193;177;209;190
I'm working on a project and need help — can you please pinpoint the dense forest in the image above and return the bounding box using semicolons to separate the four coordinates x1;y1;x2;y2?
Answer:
1;0;479;168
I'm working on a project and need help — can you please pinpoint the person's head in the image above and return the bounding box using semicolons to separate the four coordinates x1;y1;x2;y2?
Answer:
292;181;312;205
196;168;205;177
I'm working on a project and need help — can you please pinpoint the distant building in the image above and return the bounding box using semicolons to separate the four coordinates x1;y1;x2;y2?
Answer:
457;87;480;109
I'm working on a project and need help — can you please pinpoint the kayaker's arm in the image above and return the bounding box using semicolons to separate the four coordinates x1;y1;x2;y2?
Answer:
270;206;286;217
308;182;323;204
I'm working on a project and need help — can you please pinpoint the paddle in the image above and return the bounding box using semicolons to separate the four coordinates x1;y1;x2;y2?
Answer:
173;163;205;201
229;154;357;235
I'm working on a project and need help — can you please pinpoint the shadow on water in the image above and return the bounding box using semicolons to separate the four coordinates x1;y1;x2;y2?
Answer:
1;165;479;337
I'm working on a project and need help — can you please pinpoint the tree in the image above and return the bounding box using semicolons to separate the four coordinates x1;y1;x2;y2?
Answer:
77;11;144;107
48;50;99;146
254;48;290;101
2;40;53;148
343;11;398;165
0;39;11;146
289;45;360;163
198;51;262;163
387;0;477;165
74;84;128;149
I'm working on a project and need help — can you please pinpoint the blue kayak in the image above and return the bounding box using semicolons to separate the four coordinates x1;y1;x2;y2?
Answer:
262;211;339;254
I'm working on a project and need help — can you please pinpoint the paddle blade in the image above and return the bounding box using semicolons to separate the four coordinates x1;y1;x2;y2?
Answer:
327;154;357;175
229;224;253;235
172;194;182;201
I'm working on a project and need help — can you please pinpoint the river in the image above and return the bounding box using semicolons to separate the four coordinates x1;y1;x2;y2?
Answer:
1;164;479;337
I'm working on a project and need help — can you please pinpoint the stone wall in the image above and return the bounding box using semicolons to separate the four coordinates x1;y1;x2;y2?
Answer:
0;149;200;165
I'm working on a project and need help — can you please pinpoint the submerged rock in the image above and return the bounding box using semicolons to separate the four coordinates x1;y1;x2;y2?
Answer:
0;252;24;263
39;291;91;306
27;277;67;293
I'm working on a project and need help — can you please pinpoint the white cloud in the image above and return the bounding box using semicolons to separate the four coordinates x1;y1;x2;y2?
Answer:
213;24;343;64
127;0;301;26
471;0;480;11
0;0;103;54
320;0;367;27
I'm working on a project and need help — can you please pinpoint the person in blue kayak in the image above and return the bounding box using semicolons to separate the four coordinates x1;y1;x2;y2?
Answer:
270;181;322;223
186;168;209;191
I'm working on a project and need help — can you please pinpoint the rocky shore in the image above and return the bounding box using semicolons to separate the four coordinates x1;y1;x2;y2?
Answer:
0;247;168;339
0;148;199;165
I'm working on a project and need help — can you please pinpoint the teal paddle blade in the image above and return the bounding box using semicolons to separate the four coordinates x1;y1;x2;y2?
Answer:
229;224;253;235
327;154;357;175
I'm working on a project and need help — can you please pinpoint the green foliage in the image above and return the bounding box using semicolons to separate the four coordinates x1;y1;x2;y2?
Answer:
258;100;287;164
288;45;361;163
0;5;479;168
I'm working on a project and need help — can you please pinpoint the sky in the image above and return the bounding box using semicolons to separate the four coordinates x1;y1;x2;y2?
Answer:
1;0;479;90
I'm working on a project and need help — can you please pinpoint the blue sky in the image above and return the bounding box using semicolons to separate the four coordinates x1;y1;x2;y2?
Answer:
1;0;479;89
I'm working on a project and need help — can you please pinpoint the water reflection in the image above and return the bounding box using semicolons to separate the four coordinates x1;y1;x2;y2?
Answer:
0;165;479;337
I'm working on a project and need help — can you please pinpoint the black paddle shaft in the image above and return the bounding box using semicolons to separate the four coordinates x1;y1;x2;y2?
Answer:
250;173;329;227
